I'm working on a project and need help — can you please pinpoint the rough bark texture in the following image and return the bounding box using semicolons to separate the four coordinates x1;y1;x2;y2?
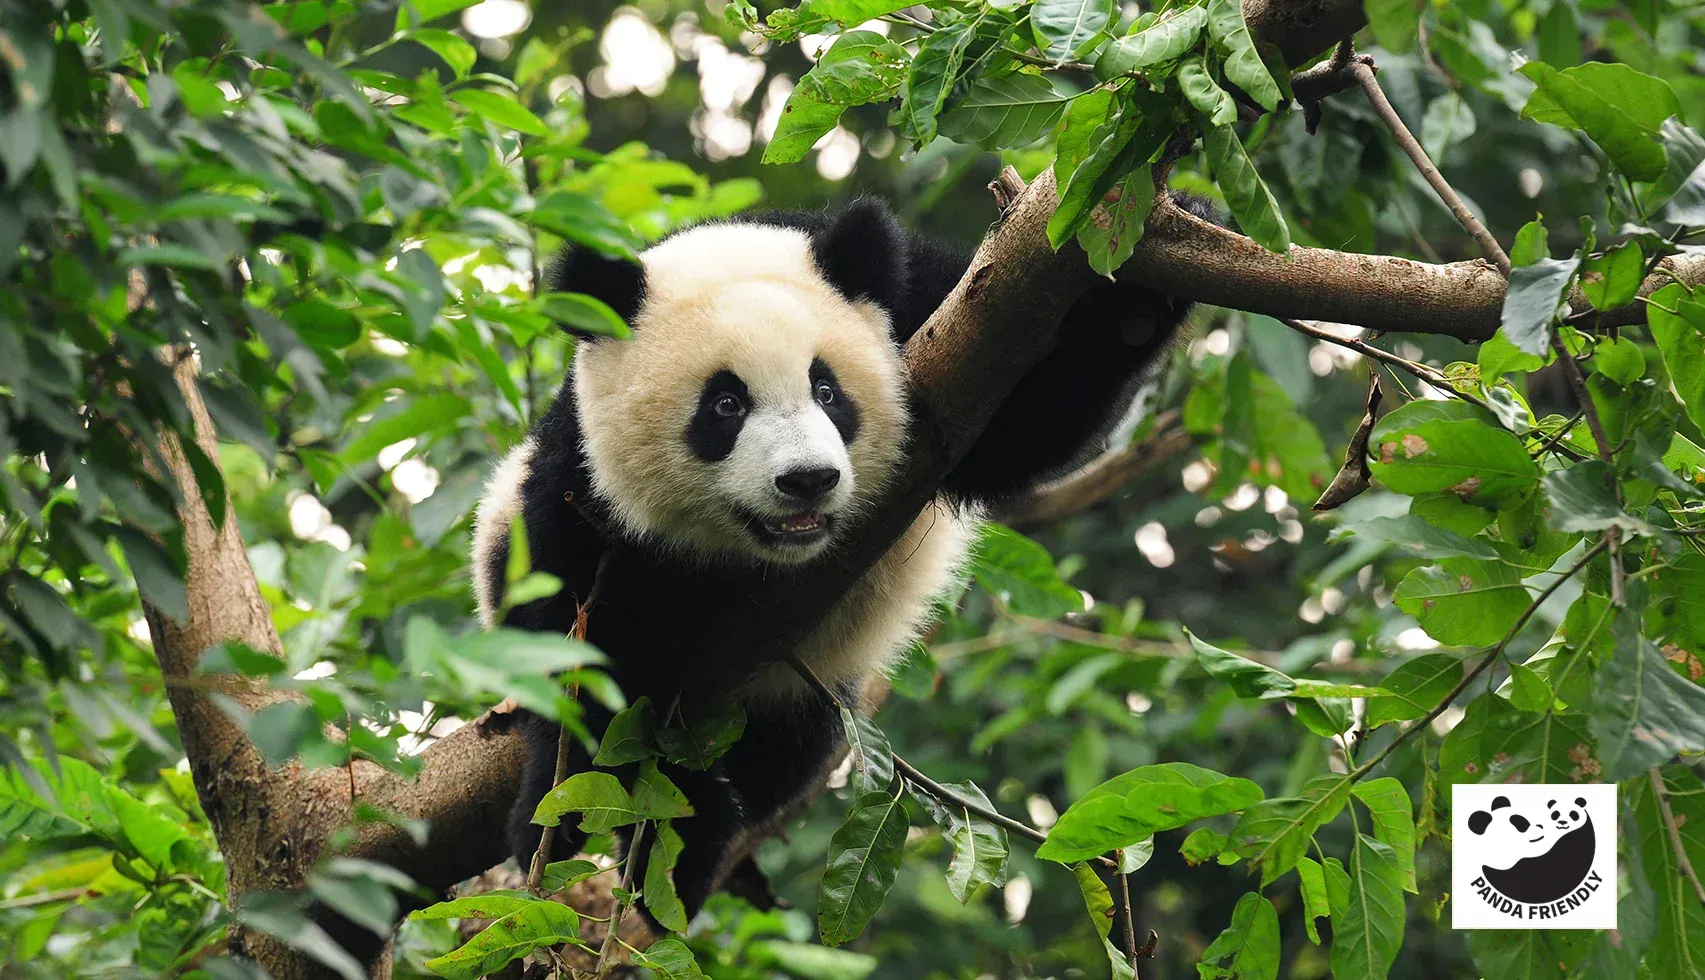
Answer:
1119;200;1705;339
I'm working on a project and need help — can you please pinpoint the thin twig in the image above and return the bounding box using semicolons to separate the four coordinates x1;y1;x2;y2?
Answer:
781;654;1120;864
1649;766;1705;907
1281;317;1489;409
1351;62;1511;275
1116;870;1140;974
596;819;649;974
528;552;614;892
1347;539;1609;782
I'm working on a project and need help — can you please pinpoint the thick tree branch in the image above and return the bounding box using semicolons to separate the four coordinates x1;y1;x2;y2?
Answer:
1118;201;1705;338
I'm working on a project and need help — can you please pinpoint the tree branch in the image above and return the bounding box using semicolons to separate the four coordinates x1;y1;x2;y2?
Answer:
998;412;1191;528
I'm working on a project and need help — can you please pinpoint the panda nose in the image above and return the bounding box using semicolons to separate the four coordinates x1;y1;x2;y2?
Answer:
1511;815;1530;832
776;467;840;501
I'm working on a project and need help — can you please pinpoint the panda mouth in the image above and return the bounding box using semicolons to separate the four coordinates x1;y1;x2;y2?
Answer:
742;509;832;546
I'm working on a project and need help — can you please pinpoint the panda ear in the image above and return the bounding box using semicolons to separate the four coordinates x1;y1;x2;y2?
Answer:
544;244;646;338
810;197;907;312
1491;796;1511;810
1469;811;1493;835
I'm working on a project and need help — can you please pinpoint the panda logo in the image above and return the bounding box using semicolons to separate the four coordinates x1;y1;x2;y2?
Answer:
1466;794;1596;904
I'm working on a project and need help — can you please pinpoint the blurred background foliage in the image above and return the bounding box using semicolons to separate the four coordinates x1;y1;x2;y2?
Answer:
2;0;1704;977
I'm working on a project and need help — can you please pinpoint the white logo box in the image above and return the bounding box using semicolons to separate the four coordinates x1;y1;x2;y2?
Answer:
1451;783;1617;930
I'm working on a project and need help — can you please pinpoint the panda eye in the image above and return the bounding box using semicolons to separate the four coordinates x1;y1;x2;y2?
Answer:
814;381;835;406
712;393;745;418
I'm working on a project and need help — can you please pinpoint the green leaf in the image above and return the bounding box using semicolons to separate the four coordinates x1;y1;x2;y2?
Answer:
117;244;224;271
1198;892;1280;980
632;761;695;820
1420;92;1476;161
818;792;908;946
1542;460;1653;535
1393;558;1532;647
1189;630;1294;698
969;523;1083;618
533;292;632;338
644;821;689;932
902;20;974;145
657;703;746;770
1328;835;1406;980
1206;0;1282;112
631;938;709;979
1594;335;1646;385
1332;514;1499;561
1230;775;1350;887
237;893;366;980
1507;661;1553;713
912;780;1010;902
1363;0;1419;53
1350;778;1417;893
1078;163;1155;276
1580;242;1644;312
1510;217;1551;266
1499;256;1580;357
764;32;908;163
1519;61;1668;181
1522;61;1681;135
1032;0;1114;64
339;393;470;465
450;89;549;137
748;941;877;980
1295;855;1330;944
1367;654;1466;729
1479;329;1549;383
1180;58;1237;127
1635;767;1705;979
1094;7;1206;79
840;707;896;797
1591;613;1705;780
540;859;603;893
1647;283;1705;434
422;900;583;979
592;697;658;766
1204;124;1289;253
1039;762;1264;863
410;892;538;920
532;772;640;833
1368;403;1541;505
938;73;1079;150
408;28;476;78
1049;108;1140;249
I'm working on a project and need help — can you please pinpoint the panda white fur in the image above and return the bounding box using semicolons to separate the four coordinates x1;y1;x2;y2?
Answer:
471;196;1211;927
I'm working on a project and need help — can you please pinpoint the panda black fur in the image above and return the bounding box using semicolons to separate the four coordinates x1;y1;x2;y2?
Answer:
472;194;1211;927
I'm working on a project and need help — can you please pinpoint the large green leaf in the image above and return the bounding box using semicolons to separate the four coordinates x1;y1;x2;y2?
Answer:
1204;123;1289;253
1296;856;1331;944
1077;163;1155;276
1040;763;1263;864
1094;6;1206;79
1393;558;1532;647
818;792;908;946
450;89;549;137
1179;57;1237;127
1230;775;1350;887
1362;0;1419;52
1367;654;1467;729
912;780;1010;903
1329;835;1406;980
644;820;689;932
532;772;640;833
1519;61;1668;180
938;73;1080;149
422;899;583;979
1591;613;1705;780
968;523;1083;618
1647;282;1705;434
1368;401;1541;505
1499;255;1580;356
841;707;896;798
592;697;658;766
764;32;908;164
1350;778;1417;892
902;20;974;145
1332;514;1499;561
1032;0;1114;64
1522;61;1681;134
1197;892;1280;979
1206;0;1282;111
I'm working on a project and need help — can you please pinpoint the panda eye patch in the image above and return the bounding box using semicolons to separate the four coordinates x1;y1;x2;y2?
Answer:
809;357;859;445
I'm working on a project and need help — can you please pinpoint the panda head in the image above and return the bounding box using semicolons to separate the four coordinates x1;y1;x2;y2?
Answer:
1546;796;1589;831
552;201;911;564
1466;795;1554;867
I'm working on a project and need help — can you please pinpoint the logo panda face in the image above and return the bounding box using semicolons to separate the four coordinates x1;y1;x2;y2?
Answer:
1547;797;1588;832
1467;795;1553;865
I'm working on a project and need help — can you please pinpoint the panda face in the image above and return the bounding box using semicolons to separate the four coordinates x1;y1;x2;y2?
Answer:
573;223;908;564
1466;795;1554;868
1547;797;1589;831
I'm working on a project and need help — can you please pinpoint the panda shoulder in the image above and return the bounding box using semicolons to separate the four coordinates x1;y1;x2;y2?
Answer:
471;437;539;629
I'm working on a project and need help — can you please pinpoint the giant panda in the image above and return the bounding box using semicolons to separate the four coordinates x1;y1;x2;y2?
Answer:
471;194;1211;927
